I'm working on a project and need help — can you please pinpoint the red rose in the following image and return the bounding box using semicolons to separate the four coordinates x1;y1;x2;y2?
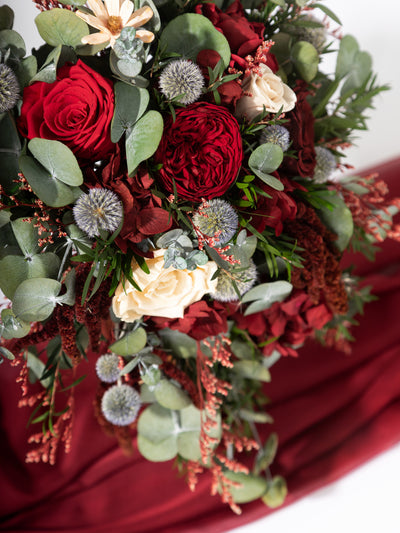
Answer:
282;82;316;178
18;60;114;161
154;102;243;201
195;0;264;58
87;147;172;251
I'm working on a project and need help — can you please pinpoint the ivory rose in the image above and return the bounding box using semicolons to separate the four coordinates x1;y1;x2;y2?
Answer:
235;64;296;121
112;250;218;322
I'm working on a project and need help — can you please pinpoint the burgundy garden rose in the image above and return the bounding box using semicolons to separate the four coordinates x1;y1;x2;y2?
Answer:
154;102;243;201
18;59;114;161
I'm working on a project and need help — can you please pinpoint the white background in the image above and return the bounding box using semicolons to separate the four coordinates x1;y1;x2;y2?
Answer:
10;1;400;532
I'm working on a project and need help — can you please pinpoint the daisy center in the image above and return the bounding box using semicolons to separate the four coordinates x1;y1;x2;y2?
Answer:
107;15;123;34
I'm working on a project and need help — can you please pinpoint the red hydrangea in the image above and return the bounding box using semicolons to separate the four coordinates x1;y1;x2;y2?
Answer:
232;292;333;357
87;147;172;252
154;102;243;201
18;60;114;161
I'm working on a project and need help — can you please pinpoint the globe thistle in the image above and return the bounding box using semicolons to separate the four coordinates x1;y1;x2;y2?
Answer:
192;199;238;245
314;146;337;183
212;260;258;302
96;354;121;383
73;188;123;238
101;384;141;426
259;125;290;152
290;16;326;53
159;59;204;105
0;63;20;112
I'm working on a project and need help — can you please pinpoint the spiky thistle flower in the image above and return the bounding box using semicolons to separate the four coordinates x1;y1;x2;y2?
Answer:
259;125;290;152
101;384;141;426
0;64;20;112
73;188;123;238
159;59;204;105
290;16;326;53
212;260;258;302
96;354;121;383
314;146;337;183
192;199;238;245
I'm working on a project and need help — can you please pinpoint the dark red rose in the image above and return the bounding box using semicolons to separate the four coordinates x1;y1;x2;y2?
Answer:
196;0;264;58
151;300;228;341
196;50;243;108
232;291;332;357
18;60;114;161
154;102;243;201
282;82;316;178
88;147;172;251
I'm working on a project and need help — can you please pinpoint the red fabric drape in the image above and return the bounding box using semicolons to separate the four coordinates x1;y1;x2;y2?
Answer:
1;158;400;533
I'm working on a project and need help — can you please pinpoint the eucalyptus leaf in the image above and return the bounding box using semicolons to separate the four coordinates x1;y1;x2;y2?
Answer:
0;109;22;193
0;5;14;30
10;218;40;257
233;360;271;382
0;253;60;300
12;278;61;322
0;346;15;361
27;351;54;389
30;45;76;84
111;82;150;143
255;432;279;474
15;55;38;88
110;327;147;356
159;328;197;359
28;139;83;187
159;14;230;68
154;379;192;410
19;154;77;208
317;193;354;251
57;269;76;306
336;35;359;80
35;9;89;49
341;50;372;95
242;281;293;316
222;472;268;504
238;408;273;423
0;29;25;58
137;433;178;462
249;144;284;191
292;40;319;83
262;476;288;508
0;309;31;340
139;0;161;32
126;110;163;176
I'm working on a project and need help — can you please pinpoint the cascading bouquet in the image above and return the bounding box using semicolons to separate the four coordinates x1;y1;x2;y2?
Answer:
1;0;399;514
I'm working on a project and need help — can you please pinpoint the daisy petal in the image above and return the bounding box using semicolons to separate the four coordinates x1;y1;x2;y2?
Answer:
119;0;134;25
87;0;108;19
75;11;108;32
82;31;111;45
105;0;121;17
135;29;155;43
128;6;153;28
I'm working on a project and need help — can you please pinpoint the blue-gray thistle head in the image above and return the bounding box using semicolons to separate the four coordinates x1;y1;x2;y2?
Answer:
212;259;258;302
290;16;326;53
96;354;121;383
259;125;290;152
101;384;141;426
73;188;123;238
159;59;204;105
314;146;337;183
0;63;20;112
192;199;238;246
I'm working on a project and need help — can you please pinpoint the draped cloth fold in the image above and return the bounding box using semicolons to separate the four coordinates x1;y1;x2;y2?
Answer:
1;158;400;533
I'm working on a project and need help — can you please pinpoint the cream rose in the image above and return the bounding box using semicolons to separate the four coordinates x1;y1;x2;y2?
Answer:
112;249;218;322
235;64;296;121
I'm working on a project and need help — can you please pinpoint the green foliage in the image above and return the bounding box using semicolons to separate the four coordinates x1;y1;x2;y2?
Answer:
316;192;354;251
248;143;284;191
0;5;14;30
262;476;288;508
111;82;150;142
30;45;76;84
241;281;293;315
222;472;268;503
109;327;147;356
126;110;163;176
292;40;319;82
159;14;230;68
35;9;89;49
12;277;62;322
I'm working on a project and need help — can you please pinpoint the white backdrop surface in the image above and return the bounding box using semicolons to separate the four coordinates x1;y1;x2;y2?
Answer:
9;1;400;532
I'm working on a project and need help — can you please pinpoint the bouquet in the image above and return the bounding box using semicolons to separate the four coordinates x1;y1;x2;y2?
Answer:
0;0;399;514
